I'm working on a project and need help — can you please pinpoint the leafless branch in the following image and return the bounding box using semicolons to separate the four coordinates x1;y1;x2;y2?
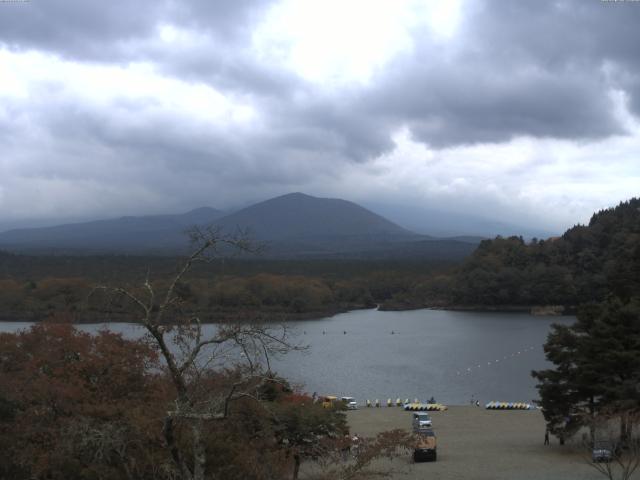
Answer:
91;226;302;480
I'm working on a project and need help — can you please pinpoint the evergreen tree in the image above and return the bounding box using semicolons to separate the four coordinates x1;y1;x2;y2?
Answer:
533;297;640;444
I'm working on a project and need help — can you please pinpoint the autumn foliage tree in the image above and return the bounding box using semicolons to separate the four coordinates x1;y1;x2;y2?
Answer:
0;323;168;479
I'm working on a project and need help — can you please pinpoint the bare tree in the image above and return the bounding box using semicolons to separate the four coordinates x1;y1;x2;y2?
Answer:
97;226;300;480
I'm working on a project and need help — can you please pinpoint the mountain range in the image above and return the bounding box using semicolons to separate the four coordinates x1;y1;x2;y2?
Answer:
0;193;499;259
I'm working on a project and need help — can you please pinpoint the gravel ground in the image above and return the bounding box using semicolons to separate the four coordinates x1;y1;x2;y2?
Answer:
343;406;624;480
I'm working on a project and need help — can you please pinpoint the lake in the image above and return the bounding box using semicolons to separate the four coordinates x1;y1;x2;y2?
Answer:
0;308;574;406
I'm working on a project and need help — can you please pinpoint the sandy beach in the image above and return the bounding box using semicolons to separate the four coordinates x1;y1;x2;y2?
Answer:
343;406;620;480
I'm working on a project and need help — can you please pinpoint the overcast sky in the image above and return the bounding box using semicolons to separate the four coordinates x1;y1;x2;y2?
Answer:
1;0;639;232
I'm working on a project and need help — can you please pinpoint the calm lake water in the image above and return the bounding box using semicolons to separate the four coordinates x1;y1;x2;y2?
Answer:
0;308;574;406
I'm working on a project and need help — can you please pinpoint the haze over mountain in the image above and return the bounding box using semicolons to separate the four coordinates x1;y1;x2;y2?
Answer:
0;193;477;259
365;202;556;239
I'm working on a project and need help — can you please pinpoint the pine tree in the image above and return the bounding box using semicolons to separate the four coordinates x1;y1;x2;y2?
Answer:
533;297;640;444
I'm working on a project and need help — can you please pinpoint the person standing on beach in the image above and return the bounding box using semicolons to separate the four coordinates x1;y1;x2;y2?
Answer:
544;429;549;445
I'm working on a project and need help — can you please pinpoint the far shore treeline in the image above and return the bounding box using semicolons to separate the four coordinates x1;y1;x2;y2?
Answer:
0;198;638;323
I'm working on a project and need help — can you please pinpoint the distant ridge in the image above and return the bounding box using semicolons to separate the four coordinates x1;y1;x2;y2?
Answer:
0;207;224;253
0;193;478;260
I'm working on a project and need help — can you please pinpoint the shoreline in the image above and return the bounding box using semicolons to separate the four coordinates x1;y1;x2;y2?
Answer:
0;303;575;324
379;303;575;316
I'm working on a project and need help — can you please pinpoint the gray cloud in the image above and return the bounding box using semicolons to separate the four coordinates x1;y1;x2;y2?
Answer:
1;0;640;230
0;0;164;60
359;0;640;147
0;0;271;59
4;0;640;147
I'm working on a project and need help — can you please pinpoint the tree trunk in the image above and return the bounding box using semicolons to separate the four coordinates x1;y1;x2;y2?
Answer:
589;397;595;445
621;413;629;447
164;415;193;479
292;454;300;480
193;419;206;480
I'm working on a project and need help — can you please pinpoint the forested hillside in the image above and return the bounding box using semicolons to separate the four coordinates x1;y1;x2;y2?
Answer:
0;253;449;322
397;198;640;309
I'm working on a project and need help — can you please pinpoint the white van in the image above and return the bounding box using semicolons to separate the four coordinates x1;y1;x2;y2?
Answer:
412;412;432;430
341;397;358;410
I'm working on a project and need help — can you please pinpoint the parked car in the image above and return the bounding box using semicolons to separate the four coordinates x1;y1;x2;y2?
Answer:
341;396;358;410
412;412;432;431
414;429;437;462
592;441;613;463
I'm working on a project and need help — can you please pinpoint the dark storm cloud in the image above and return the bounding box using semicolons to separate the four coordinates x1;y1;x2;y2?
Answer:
0;0;270;60
361;0;640;147
368;54;622;147
263;93;395;162
0;0;163;59
470;0;640;121
170;0;273;41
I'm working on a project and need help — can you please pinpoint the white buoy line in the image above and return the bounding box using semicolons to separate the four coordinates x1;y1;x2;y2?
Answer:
454;346;538;376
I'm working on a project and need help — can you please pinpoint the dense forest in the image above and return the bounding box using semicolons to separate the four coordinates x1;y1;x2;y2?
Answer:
0;254;450;322
386;198;640;311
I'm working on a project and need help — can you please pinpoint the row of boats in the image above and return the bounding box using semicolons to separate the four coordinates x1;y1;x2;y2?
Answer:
485;401;532;410
403;403;448;411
